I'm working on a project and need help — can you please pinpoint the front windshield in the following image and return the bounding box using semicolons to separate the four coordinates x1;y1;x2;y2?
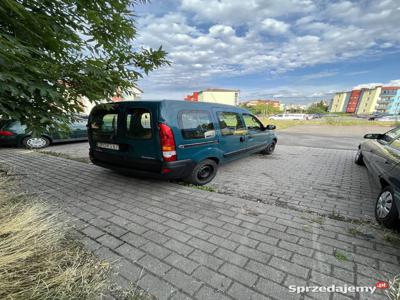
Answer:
381;127;400;143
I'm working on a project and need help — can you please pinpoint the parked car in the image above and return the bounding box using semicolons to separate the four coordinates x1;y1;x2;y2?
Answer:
374;115;400;122
355;126;400;228
269;114;307;120
88;101;277;185
0;119;88;149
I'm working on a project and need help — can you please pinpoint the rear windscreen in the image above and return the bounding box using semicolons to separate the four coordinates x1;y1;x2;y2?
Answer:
89;105;118;134
0;120;10;129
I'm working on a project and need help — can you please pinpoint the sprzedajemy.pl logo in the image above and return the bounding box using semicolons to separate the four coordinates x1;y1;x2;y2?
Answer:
288;281;390;294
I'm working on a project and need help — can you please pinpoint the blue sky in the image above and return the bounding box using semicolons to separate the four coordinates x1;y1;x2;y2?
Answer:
133;0;400;104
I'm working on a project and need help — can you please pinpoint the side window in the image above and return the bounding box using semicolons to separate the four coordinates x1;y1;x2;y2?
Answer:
126;108;152;139
243;114;263;131
217;112;245;136
71;120;87;130
179;110;215;139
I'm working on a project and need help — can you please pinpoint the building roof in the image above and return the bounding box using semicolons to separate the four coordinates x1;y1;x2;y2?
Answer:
200;88;240;93
381;86;400;90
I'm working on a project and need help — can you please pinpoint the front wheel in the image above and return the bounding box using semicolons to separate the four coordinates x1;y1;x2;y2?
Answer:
355;148;365;165
375;186;399;228
184;159;218;185
22;136;50;149
260;140;276;155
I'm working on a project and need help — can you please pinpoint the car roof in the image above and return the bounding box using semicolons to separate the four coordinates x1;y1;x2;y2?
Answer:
97;100;249;113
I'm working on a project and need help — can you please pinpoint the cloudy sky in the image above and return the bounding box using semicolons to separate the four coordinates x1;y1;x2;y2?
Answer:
133;0;400;104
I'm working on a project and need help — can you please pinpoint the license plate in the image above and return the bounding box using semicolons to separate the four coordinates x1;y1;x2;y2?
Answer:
97;142;119;150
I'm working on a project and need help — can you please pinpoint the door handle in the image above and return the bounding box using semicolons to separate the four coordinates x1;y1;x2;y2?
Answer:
240;136;245;142
384;160;389;164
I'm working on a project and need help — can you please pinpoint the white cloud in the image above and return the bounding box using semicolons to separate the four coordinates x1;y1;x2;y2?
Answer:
135;0;400;98
261;18;290;34
180;0;315;25
353;79;400;89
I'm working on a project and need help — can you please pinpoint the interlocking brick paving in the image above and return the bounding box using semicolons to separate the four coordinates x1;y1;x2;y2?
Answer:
0;147;398;300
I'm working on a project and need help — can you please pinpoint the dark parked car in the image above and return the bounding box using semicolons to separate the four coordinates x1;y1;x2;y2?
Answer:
355;126;400;228
0;119;88;149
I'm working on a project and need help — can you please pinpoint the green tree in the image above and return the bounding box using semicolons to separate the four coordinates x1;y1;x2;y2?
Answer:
248;104;280;117
0;0;169;135
307;101;328;114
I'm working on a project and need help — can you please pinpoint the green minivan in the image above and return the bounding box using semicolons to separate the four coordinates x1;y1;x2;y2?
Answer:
88;100;277;185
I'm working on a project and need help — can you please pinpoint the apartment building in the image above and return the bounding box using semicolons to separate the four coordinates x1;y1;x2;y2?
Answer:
330;92;350;113
356;86;382;115
185;88;240;106
377;87;400;114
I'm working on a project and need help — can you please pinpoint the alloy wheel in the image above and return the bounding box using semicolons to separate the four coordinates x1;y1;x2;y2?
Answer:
26;137;47;149
376;191;393;218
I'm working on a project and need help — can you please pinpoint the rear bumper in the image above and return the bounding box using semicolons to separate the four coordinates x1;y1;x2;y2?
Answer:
0;137;18;147
89;149;195;179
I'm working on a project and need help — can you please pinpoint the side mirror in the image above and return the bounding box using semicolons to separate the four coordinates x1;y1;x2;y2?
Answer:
265;124;276;130
364;133;382;139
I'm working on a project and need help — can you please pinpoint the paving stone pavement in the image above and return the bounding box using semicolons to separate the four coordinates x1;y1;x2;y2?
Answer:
213;145;380;221
0;148;399;300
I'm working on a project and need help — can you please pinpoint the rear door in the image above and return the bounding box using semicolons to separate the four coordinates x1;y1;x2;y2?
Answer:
215;110;247;161
89;103;121;152
119;105;161;162
89;103;161;170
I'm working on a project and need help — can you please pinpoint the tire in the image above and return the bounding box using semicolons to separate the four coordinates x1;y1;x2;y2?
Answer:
184;159;218;185
22;136;50;149
355;148;365;166
375;186;399;228
260;140;276;155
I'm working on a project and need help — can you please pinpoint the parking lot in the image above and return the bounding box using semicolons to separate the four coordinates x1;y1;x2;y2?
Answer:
1;125;398;300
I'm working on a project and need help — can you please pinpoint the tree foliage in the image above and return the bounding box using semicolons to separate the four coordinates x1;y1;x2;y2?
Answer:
0;0;169;135
307;101;329;114
247;104;281;117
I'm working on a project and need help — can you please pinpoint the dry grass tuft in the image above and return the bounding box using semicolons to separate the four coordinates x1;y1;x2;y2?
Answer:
386;274;400;300
0;177;110;300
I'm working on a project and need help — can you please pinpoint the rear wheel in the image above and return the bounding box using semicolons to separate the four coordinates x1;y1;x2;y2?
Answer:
260;140;276;155
375;186;399;228
22;136;50;149
184;159;218;185
355;148;365;165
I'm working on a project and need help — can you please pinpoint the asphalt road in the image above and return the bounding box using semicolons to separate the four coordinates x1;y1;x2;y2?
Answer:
277;125;390;150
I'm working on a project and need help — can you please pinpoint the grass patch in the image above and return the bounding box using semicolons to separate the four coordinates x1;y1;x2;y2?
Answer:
383;232;400;246
347;227;363;236
259;117;398;130
334;250;349;262
0;176;110;299
181;183;217;192
301;215;325;225
38;150;89;164
328;210;346;222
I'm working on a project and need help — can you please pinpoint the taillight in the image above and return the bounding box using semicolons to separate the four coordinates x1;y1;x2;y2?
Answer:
0;130;14;136
159;123;177;162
